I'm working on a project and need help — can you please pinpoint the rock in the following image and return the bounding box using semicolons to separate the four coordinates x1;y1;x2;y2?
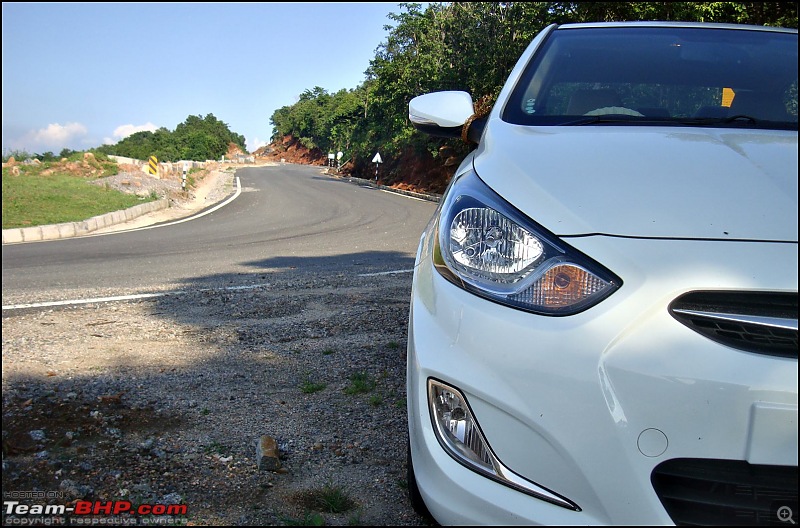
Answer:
59;479;93;500
160;492;183;505
29;430;46;442
255;435;281;471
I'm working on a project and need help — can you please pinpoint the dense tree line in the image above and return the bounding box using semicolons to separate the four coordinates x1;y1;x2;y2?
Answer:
95;113;247;162
269;1;798;186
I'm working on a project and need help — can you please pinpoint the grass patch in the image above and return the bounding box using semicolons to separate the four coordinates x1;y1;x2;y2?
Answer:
317;483;355;513
308;483;357;514
300;378;327;394
368;395;383;407
287;483;357;523
343;372;375;395
2;164;151;229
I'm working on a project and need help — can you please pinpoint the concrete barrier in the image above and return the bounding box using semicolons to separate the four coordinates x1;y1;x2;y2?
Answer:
2;198;170;245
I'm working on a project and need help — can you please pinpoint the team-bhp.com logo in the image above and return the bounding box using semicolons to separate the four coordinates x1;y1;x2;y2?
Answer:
4;500;187;524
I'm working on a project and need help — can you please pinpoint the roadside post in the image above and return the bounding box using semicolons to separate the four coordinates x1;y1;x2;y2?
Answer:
182;162;188;192
148;156;158;177
372;152;382;182
328;152;335;168
336;151;343;171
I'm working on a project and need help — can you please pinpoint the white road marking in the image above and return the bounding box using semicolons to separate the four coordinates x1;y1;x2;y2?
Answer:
50;176;243;240
357;269;414;277
105;176;243;233
2;279;271;311
379;189;428;202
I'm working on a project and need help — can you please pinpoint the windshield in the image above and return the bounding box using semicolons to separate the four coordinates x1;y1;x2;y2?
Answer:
503;25;798;129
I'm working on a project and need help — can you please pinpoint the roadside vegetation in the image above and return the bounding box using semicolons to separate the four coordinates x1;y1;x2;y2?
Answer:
1;152;152;230
269;1;798;191
93;113;247;162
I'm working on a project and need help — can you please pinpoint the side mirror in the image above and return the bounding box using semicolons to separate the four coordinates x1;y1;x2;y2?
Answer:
409;91;475;139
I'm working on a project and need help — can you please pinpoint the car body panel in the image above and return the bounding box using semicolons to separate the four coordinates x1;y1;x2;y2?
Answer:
472;123;798;240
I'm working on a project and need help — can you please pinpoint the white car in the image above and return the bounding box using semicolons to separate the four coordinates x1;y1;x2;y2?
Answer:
406;21;797;525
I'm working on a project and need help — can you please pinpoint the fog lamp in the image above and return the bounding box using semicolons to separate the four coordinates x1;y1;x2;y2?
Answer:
427;378;580;510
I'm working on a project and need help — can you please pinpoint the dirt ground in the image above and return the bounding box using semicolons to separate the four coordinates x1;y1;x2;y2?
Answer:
2;272;430;526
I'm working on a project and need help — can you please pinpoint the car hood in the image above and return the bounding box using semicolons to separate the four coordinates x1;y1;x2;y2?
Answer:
472;121;798;241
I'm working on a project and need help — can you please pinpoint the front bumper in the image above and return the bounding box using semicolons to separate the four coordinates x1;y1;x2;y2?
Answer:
407;233;798;525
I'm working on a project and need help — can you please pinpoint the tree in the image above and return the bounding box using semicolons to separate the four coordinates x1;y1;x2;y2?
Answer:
266;2;797;186
98;114;247;161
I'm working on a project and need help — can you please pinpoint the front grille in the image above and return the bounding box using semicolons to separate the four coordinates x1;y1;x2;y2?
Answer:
669;291;798;358
652;458;799;525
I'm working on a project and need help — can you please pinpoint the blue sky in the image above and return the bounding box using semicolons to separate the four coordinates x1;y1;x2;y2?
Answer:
2;2;407;155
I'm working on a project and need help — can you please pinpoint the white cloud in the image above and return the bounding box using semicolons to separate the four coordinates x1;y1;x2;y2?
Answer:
247;136;268;153
8;122;89;152
101;122;159;147
112;122;158;140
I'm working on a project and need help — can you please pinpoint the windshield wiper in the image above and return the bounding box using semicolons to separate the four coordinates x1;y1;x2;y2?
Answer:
562;114;766;127
676;115;761;126
561;115;655;126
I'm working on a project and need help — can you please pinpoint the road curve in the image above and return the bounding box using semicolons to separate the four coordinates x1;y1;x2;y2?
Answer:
1;164;437;304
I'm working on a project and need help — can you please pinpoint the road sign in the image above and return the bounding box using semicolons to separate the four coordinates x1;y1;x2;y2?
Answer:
372;152;383;182
148;156;158;175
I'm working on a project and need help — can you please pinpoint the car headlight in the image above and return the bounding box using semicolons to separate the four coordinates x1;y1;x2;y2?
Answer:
434;170;621;315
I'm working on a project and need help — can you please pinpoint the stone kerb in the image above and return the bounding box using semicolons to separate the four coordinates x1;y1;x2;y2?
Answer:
2;198;170;244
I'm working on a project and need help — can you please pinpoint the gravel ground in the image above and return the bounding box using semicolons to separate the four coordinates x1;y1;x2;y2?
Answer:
1;167;434;526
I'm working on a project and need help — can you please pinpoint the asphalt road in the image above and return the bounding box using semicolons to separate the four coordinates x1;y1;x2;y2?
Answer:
1;164;438;304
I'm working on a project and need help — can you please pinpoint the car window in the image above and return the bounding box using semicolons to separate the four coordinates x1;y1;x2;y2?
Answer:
504;26;798;128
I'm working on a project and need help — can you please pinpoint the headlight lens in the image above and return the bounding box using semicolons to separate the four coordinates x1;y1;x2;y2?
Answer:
434;170;620;315
449;207;544;283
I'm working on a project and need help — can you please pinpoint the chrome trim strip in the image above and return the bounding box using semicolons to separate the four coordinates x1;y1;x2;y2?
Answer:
672;309;798;331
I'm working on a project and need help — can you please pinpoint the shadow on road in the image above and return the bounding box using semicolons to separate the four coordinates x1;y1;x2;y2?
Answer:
1;251;428;526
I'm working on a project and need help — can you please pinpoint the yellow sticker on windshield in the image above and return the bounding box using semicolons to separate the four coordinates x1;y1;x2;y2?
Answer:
722;87;735;107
